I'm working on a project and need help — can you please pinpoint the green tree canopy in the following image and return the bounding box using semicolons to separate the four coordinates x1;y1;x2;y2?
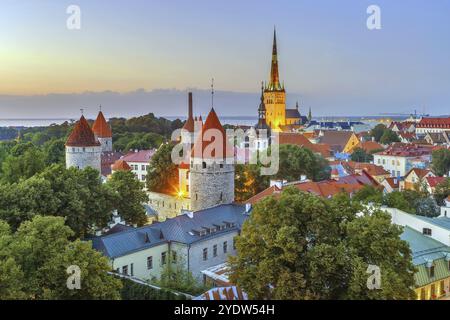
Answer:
107;170;148;226
146;143;179;194
380;129;400;145
229;188;416;300
432;149;450;177
351;147;374;163
0;216;122;299
276;144;330;182
370;124;387;142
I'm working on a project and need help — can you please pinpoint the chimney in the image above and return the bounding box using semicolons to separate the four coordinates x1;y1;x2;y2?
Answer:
188;92;193;119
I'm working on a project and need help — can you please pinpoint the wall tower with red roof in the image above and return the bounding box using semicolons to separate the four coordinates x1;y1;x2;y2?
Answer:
92;109;113;152
65;115;102;171
189;107;235;212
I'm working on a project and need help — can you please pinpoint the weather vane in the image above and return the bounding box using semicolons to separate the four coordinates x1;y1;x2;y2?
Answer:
211;78;214;108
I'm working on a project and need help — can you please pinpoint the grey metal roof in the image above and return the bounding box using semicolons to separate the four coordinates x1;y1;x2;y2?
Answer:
400;226;450;265
412;216;450;230
91;204;249;258
285;109;301;119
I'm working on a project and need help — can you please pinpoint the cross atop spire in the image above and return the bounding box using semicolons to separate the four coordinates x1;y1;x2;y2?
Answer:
211;78;215;108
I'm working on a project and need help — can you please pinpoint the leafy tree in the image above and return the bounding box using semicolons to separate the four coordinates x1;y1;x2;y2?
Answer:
383;191;415;213
155;254;208;296
1;144;46;183
276;144;330;182
380;129;400;145
43;138;66;165
351;147;373;163
229;187;416;300
146;143;179;194
370;124;387;142
434;178;450;206
0;216;122;299
353;185;383;204
107;171;148;226
120;278;187;300
235;164;270;202
432;149;450;177
37;165;116;237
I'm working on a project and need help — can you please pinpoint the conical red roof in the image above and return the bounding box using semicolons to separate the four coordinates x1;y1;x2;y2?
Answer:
111;159;131;171
66;115;101;147
191;108;234;159
92;111;112;138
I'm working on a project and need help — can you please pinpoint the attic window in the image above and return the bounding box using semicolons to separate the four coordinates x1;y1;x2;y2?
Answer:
423;228;432;236
429;265;435;278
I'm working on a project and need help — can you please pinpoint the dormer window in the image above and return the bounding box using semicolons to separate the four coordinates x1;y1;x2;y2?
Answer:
429;265;435;278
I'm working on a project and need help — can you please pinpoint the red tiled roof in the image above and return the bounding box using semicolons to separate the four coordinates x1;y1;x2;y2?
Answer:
197;286;247;301
111;159;131;171
191;108;234;159
356;141;384;153
425;176;446;188
92;111;112;138
122;149;156;163
375;143;432;157
343;161;389;177
278;133;331;158
405;168;432;179
65;115;101;147
417;117;450;128
246;175;373;204
383;177;400;189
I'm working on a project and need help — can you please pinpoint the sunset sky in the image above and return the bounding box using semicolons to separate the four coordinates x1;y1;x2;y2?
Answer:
1;0;450;117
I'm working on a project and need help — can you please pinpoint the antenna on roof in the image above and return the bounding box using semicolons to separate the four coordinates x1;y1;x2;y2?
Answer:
211;78;214;108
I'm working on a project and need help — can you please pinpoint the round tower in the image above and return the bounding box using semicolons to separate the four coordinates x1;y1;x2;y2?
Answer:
189;108;235;212
92;110;113;152
65;115;102;172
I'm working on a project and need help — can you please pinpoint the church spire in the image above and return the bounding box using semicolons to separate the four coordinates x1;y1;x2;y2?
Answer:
268;27;282;91
256;82;269;130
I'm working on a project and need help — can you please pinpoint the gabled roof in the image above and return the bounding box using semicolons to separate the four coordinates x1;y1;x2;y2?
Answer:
278;133;331;158
417;117;450;128
65;115;101;147
191;108;234;160
319;131;355;152
425;176;446;188
111;159;131;171
405;168;432;179
92;111;112;138
382;177;400;189
122;149;156;163
356;141;384;153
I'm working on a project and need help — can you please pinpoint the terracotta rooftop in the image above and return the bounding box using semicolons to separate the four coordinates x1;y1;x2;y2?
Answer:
111;159;131;172
278;132;331;158
425;176;446;188
191;108;234;159
405;168;432;179
318;131;355;152
417;117;450;128
65;115;101;147
375;143;432;157
383;177;400;189
356;141;384;153
92;111;112;138
343;161;389;177
122;149;156;163
246;174;375;204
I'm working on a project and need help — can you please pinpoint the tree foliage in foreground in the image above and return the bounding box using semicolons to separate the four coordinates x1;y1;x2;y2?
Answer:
0;216;122;299
229;188;416;300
